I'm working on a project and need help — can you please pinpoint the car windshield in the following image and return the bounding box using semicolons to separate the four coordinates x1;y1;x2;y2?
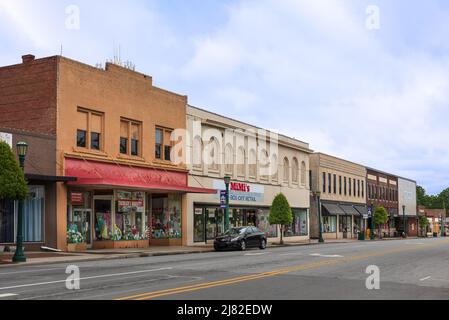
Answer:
223;228;247;237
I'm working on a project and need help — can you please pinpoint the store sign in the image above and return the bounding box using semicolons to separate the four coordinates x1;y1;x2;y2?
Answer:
70;192;84;205
0;132;12;147
195;208;203;215
213;180;264;203
116;190;145;212
220;190;227;208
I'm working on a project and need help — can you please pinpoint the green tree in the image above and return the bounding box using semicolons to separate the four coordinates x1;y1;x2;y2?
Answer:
269;193;293;245
0;141;28;201
373;206;388;239
416;185;427;206
438;188;449;216
418;215;429;237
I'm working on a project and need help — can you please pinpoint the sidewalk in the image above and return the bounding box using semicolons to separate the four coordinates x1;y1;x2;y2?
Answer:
0;238;409;267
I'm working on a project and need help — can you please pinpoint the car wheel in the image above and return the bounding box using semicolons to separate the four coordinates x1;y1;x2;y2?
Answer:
259;239;267;250
240;240;247;251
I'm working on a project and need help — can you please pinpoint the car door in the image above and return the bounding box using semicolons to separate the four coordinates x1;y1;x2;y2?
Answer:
246;227;258;247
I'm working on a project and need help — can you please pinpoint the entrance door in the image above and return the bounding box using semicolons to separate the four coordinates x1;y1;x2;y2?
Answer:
93;197;113;241
72;209;93;247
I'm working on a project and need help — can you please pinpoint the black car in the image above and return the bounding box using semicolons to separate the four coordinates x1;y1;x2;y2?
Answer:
214;226;267;251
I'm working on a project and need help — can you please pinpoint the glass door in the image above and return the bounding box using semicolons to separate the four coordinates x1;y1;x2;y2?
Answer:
72;209;93;247
94;197;113;241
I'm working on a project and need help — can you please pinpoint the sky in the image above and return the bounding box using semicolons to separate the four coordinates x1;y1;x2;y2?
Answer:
0;0;448;195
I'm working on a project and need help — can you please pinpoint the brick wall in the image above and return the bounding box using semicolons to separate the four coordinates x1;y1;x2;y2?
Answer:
0;55;57;136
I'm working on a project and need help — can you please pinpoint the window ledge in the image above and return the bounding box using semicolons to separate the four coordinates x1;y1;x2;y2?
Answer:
117;154;146;162
72;147;108;157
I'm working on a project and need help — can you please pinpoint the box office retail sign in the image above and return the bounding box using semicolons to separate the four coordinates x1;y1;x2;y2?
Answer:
213;180;264;203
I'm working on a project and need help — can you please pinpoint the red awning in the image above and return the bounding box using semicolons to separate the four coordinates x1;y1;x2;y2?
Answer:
65;158;216;194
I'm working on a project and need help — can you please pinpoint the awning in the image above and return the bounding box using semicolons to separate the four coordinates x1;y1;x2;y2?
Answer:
322;202;345;216
340;204;360;216
25;174;77;183
354;205;368;216
65;158;216;194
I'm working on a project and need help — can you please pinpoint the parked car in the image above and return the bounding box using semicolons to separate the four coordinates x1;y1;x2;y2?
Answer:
214;226;267;251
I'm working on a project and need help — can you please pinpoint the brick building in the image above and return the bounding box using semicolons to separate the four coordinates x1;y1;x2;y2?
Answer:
0;54;213;251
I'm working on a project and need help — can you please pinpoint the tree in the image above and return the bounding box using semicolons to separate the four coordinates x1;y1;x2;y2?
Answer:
269;193;293;245
418;215;429;237
373;206;388;239
438;188;449;216
416;185;427;206
0;141;28;201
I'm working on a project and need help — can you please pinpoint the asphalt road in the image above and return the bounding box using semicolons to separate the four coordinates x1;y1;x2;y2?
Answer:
1;237;449;300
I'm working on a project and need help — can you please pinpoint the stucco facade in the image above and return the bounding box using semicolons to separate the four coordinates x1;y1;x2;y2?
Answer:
185;106;313;246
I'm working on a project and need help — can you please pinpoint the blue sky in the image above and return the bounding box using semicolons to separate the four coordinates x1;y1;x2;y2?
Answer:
0;0;448;194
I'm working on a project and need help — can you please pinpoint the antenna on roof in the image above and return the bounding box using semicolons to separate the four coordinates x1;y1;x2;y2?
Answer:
107;42;136;71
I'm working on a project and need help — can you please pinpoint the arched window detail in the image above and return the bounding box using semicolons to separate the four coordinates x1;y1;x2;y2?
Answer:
249;149;257;178
259;149;269;181
301;161;307;186
292;158;299;184
193;136;203;169
224;144;233;175
207;137;220;172
271;154;278;182
237;147;246;177
283;157;290;183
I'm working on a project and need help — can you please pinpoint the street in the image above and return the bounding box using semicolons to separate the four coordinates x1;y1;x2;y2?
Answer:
0;238;449;300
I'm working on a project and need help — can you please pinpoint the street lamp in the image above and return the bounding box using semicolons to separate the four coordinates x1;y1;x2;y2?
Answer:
441;215;444;237
370;201;375;240
316;191;324;243
12;141;28;263
224;176;231;232
402;205;407;238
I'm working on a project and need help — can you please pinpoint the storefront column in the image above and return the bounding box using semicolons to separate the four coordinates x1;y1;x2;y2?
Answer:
56;182;68;250
182;194;188;246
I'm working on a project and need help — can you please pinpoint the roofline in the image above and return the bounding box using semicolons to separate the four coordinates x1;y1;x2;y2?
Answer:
366;166;417;184
313;152;366;169
188;104;312;151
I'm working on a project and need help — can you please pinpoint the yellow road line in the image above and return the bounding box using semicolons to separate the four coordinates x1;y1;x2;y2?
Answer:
116;239;449;300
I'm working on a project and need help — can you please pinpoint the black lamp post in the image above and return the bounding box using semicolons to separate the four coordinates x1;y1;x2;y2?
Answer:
402;205;407;238
224;176;231;232
316;191;324;243
12;141;28;263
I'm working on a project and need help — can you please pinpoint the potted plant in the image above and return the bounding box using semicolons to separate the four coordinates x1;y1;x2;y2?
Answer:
66;225;87;252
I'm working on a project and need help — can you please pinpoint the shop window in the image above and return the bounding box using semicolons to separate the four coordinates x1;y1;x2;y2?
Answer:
339;215;352;233
23;186;44;242
94;199;113;240
323;216;337;233
115;191;147;241
120;118;141;157
0;199;15;243
151;194;182;239
76;108;104;151
194;208;205;242
284;209;308;237
257;209;278;238
67;191;92;245
205;208;224;240
292;158;299;184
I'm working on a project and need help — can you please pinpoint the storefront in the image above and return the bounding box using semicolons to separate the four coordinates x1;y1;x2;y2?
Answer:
65;158;214;249
320;201;365;239
187;178;310;245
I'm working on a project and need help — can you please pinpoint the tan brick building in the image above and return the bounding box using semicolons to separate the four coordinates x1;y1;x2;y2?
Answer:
0;54;213;251
309;153;368;240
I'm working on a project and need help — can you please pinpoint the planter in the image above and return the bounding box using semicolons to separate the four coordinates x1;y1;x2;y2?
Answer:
92;240;149;250
67;243;88;252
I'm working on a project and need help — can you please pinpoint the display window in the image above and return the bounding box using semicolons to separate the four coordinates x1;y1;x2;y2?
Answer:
116;191;148;240
151;194;182;239
256;209;278;238
284;209;308;237
68;191;92;245
338;215;352;233
323;216;337;233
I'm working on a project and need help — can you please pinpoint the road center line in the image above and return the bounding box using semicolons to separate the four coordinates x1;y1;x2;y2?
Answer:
117;239;449;300
420;276;432;281
0;267;172;291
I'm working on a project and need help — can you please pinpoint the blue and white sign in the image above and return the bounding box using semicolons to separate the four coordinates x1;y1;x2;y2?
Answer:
213;180;264;203
220;190;227;208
